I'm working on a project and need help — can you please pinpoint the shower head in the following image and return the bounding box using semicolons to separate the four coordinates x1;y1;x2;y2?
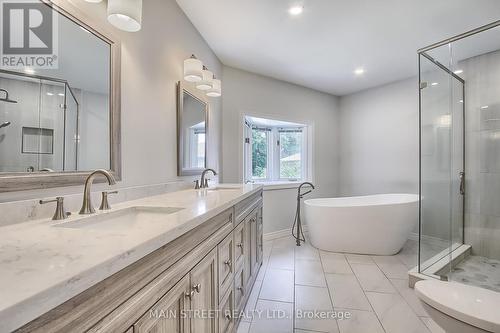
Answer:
0;89;18;103
0;121;11;129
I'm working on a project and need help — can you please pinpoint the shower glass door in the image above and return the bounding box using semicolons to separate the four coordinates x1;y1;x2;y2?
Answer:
419;51;465;275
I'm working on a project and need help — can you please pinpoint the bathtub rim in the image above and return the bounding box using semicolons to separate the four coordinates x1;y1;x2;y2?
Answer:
304;193;419;208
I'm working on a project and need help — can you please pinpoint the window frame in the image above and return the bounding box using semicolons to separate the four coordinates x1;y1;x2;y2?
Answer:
244;117;308;183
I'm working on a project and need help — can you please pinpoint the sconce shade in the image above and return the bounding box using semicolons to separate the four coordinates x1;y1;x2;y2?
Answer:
206;79;221;97
184;57;203;82
196;68;213;90
107;0;142;32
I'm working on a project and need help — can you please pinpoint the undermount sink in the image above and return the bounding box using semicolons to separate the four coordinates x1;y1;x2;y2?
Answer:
53;206;184;230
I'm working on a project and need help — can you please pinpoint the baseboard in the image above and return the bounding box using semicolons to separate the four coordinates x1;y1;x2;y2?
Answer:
263;226;308;241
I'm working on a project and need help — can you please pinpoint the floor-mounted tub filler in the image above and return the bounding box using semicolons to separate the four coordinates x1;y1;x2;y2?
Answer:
304;193;419;255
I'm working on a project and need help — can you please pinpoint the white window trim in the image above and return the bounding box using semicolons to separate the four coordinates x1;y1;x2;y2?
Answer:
243;115;313;185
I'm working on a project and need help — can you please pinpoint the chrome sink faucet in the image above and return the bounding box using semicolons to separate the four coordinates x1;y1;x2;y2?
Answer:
200;168;217;188
79;169;116;215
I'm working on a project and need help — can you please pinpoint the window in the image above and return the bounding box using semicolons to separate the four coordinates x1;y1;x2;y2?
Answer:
244;116;308;183
188;122;205;168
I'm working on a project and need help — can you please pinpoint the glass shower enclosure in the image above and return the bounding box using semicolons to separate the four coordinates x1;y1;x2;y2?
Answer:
0;70;79;172
418;20;500;291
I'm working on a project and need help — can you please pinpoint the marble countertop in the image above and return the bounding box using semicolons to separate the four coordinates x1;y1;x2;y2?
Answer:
0;184;262;333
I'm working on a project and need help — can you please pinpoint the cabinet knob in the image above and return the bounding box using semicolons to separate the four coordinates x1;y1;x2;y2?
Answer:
237;286;244;294
185;290;195;298
225;313;232;321
224;259;232;267
237;243;243;249
193;283;201;293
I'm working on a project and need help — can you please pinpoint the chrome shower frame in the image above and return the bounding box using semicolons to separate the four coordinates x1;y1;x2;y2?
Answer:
416;19;500;276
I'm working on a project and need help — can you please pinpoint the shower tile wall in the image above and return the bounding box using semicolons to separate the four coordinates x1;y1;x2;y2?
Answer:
0;76;66;172
0;75;109;173
462;49;500;260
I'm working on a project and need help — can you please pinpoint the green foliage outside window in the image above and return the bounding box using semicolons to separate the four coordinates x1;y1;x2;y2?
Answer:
279;131;301;178
252;129;267;178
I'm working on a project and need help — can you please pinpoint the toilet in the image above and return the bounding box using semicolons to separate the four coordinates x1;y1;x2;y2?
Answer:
415;280;500;333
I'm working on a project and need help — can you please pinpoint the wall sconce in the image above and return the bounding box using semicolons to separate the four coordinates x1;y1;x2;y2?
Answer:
85;0;143;32
183;55;221;97
183;55;203;82
196;66;213;90
107;0;143;32
206;77;221;97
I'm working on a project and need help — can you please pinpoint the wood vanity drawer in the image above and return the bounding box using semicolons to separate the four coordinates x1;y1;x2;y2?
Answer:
218;231;234;300
234;264;246;313
218;287;234;333
233;221;246;270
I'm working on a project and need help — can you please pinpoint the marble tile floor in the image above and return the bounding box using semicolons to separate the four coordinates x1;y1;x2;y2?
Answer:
448;255;500;292
237;236;444;333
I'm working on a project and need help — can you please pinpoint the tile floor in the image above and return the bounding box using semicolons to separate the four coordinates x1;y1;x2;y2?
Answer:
237;235;444;333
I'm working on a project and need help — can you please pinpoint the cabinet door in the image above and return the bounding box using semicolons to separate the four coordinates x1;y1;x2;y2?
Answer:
244;215;252;286
233;221;246;270
218;288;234;333
256;207;263;265
218;232;234;299
190;248;218;333
133;275;191;333
248;211;258;276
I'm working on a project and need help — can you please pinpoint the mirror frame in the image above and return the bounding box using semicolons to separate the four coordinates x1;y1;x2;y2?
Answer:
177;81;209;176
0;0;121;192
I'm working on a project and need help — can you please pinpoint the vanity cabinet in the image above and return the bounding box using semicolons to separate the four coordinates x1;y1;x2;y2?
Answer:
133;248;217;333
133;275;191;333
190;248;218;333
15;189;263;333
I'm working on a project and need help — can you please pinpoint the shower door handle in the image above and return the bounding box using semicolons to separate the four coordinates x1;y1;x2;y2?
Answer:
459;172;465;195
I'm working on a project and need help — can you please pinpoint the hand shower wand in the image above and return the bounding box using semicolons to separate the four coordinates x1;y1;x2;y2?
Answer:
292;182;315;246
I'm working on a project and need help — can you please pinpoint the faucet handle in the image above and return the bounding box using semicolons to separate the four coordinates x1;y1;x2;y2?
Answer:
39;197;69;221
204;178;210;188
194;180;200;190
99;191;118;211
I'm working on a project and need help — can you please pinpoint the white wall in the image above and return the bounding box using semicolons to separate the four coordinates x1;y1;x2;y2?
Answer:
0;0;222;202
221;66;341;233
339;78;419;196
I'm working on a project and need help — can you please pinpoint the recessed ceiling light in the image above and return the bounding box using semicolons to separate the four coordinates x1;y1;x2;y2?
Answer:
58;93;65;97
481;105;489;109
431;82;439;86
354;68;364;75
288;5;303;16
459;99;464;103
46;92;54;96
454;69;463;74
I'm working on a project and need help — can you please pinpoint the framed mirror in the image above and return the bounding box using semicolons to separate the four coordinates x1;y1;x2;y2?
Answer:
177;81;208;176
0;0;121;192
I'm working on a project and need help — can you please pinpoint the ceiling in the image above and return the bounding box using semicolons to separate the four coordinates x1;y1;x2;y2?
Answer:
176;0;500;96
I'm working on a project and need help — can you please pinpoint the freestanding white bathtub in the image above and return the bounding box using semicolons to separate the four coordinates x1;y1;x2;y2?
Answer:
304;194;419;255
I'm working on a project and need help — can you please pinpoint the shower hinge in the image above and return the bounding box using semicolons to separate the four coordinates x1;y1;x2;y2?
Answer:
420;82;428;89
459;171;465;195
244;137;250;144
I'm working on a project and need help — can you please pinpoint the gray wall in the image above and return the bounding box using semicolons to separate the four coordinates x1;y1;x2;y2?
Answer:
0;0;222;202
339;78;419;196
221;66;341;234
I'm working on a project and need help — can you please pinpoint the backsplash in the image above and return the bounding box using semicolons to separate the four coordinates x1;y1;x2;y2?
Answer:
0;180;196;227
